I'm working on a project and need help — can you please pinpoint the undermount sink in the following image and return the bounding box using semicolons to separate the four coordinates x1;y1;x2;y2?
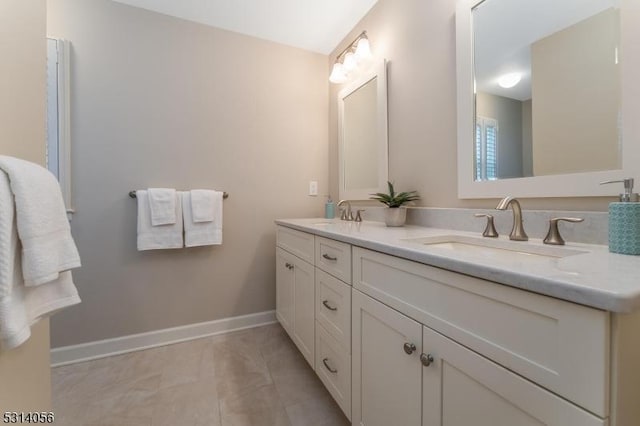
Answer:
402;234;587;261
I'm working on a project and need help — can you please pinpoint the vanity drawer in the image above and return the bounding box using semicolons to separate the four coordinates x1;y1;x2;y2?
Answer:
316;269;351;350
276;226;314;264
315;236;351;283
315;321;351;420
352;247;610;417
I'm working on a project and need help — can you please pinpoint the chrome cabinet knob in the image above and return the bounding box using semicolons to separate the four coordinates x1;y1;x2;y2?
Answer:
420;353;434;367
403;342;417;355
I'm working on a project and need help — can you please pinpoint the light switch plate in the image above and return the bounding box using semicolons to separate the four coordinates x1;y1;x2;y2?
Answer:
309;181;318;196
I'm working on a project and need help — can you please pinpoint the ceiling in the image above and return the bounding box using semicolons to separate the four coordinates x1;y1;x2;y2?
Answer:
110;0;378;55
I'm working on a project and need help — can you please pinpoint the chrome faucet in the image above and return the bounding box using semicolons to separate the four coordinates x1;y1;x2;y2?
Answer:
337;200;353;221
496;196;528;241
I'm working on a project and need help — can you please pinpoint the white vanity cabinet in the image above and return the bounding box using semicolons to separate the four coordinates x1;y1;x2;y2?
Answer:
352;289;605;426
276;227;353;419
352;246;608;425
276;222;640;426
276;227;316;367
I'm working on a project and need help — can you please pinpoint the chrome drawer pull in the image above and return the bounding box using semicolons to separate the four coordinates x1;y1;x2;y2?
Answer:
403;342;416;355
420;353;434;367
322;300;338;311
322;358;338;374
322;253;338;261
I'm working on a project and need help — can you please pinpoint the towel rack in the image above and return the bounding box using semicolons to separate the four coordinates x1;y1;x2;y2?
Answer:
129;190;229;199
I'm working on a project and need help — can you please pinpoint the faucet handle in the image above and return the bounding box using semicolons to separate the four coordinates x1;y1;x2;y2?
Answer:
355;209;365;222
543;217;584;245
474;213;499;238
339;208;348;221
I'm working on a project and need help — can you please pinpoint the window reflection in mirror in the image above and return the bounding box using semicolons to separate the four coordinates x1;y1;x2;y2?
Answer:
472;0;621;181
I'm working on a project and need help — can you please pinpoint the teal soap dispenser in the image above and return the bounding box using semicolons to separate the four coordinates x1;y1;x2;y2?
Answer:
325;195;335;219
600;178;640;255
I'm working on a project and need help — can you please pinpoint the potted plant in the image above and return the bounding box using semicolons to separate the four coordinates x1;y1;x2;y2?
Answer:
370;181;420;227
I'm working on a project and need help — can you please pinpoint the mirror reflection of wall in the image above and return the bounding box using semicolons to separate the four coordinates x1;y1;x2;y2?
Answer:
343;77;379;190
473;0;620;182
338;59;388;201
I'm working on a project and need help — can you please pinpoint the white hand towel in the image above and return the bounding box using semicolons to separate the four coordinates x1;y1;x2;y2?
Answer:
137;190;184;250
190;189;217;223
0;156;81;286
0;170;80;351
182;191;222;247
148;188;177;225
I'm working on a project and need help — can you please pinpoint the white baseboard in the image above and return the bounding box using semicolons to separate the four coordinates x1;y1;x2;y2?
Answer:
51;310;277;367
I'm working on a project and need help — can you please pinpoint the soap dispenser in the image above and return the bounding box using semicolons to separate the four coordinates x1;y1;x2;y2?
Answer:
325;195;335;219
600;178;640;255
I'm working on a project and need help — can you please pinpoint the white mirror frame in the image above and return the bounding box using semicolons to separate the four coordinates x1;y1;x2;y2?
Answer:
456;0;640;199
338;59;389;201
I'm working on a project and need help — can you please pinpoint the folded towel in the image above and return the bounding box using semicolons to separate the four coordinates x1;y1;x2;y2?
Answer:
182;191;222;247
148;188;177;226
0;156;81;286
190;189;217;223
137;190;184;250
0;170;80;351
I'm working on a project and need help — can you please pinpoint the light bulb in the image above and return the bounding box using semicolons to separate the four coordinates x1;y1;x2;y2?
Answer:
498;73;522;88
329;62;347;84
354;37;371;61
343;52;357;72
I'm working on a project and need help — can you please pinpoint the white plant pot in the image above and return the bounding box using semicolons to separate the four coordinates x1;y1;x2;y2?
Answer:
384;207;407;227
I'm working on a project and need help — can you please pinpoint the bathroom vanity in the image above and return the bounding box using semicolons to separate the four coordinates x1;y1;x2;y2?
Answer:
275;219;640;426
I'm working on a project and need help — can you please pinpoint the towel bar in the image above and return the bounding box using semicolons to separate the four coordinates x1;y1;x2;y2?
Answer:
129;190;229;199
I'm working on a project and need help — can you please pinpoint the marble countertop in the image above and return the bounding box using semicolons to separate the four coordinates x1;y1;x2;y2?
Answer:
275;218;640;313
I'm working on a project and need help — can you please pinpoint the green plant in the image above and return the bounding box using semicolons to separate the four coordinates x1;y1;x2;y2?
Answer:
370;181;420;208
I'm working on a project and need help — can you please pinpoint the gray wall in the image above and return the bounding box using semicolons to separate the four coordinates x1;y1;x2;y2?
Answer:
328;0;620;211
532;9;620;176
522;99;533;177
0;0;51;411
47;0;329;347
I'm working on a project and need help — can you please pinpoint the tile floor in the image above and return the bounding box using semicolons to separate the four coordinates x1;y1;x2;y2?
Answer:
52;323;350;426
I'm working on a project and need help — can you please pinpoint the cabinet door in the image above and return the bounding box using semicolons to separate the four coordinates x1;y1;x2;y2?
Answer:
352;289;422;426
421;326;605;426
276;247;294;335
291;254;315;368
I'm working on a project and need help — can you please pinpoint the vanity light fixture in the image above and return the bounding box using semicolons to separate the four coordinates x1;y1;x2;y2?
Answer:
329;31;372;84
497;72;522;89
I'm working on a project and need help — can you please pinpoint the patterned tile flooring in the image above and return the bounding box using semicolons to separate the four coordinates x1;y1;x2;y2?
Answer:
52;323;350;425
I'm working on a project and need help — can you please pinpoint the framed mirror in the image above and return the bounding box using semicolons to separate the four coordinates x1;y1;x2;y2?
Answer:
338;59;388;200
456;0;640;198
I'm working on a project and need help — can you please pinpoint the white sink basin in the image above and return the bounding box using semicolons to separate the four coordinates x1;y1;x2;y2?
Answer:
402;234;587;261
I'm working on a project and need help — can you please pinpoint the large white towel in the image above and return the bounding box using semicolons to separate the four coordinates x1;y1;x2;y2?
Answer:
182;191;222;247
148;188;177;225
0;272;81;351
0;156;81;286
137;190;184;250
0;170;80;351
